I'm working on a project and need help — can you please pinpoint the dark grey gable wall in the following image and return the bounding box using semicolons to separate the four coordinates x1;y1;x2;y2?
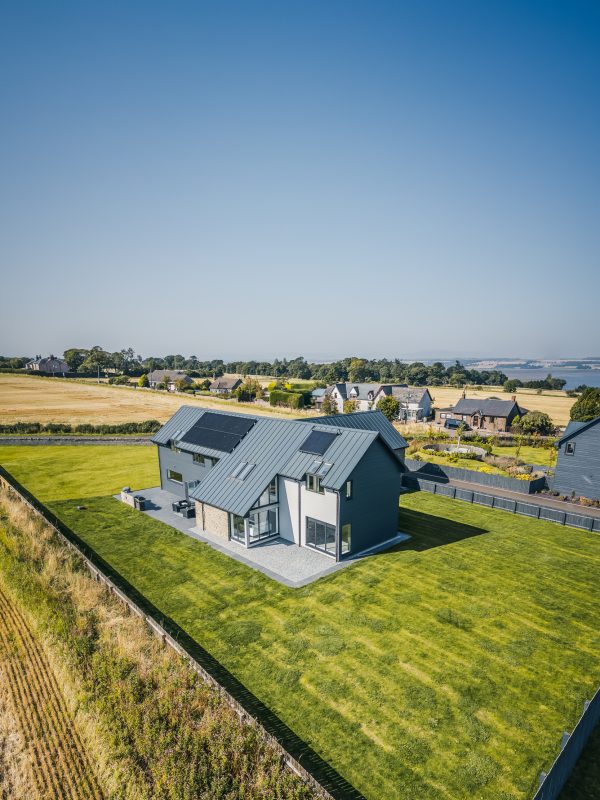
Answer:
157;445;216;498
339;439;404;556
553;423;600;501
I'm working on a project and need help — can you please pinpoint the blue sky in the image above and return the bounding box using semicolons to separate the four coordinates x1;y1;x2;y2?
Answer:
1;1;599;360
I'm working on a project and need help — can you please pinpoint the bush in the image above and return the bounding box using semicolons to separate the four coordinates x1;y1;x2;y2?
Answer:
0;420;161;435
519;411;555;436
570;387;600;422
269;390;304;409
138;373;149;387
108;375;131;385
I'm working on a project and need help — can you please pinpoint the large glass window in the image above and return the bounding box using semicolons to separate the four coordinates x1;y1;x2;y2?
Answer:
248;508;278;543
254;478;278;508
167;469;183;483
305;517;336;556
341;524;351;555
306;474;324;494
230;513;246;543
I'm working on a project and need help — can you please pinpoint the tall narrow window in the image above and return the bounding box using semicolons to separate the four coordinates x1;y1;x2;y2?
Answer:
341;524;351;555
345;480;353;499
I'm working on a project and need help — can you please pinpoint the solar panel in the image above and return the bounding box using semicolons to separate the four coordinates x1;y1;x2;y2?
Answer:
299;430;337;456
181;412;256;452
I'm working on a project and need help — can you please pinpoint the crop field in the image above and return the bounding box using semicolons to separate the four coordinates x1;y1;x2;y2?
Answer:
427;386;575;427
0;581;104;800
2;444;599;800
0;374;297;425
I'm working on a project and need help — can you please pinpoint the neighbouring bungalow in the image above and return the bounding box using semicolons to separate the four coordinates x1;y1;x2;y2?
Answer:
209;377;242;395
311;387;327;409
553;416;600;501
373;386;433;422
435;397;525;433
25;355;69;374
152;407;407;560
148;369;193;392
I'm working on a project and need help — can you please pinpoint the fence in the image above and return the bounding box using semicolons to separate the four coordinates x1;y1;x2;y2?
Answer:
533;688;600;800
405;458;547;494
0;465;362;800
404;475;600;533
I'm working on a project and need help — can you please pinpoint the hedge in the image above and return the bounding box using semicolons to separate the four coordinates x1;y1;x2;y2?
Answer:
269;390;305;409
0;420;161;435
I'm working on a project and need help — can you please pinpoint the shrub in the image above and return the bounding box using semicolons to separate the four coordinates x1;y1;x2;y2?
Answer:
108;375;131;385
138;373;149;387
269;390;304;409
376;395;400;421
0;420;161;435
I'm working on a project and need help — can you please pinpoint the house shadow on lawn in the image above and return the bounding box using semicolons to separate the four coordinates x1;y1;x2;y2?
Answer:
394;504;488;552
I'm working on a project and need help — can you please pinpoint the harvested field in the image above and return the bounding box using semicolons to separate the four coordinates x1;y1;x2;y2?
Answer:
0;582;104;800
0;374;299;425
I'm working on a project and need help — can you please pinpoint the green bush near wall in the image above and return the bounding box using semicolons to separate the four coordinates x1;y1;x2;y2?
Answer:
269;390;305;409
0;420;161;435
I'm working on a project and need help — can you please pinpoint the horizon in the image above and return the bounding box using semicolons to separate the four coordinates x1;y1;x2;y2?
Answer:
1;1;599;357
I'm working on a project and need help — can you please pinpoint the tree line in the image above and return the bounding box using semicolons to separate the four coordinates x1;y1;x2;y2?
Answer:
0;349;575;391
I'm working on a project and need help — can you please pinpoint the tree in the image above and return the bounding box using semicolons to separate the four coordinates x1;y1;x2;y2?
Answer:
343;399;359;414
520;411;554;436
348;358;369;383
174;378;189;392
570;388;600;422
456;422;467;448
320;393;338;416
504;379;519;393
376;395;399;422
63;348;89;371
138;373;149;387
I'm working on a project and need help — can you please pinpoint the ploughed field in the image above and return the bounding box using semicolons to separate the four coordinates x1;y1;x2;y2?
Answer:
1;444;599;800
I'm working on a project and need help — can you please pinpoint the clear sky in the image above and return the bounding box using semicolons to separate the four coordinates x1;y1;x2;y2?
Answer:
1;0;599;360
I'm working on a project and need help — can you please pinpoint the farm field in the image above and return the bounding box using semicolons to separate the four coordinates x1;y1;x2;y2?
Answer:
0;374;298;425
426;386;575;427
0;579;105;800
1;445;599;800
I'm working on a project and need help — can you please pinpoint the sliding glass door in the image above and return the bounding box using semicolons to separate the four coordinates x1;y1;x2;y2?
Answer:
247;507;278;544
305;517;336;556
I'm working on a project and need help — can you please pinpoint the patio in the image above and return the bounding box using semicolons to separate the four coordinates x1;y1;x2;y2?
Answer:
120;486;409;588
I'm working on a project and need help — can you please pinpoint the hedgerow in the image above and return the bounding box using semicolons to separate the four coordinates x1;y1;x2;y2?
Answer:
0;420;161;435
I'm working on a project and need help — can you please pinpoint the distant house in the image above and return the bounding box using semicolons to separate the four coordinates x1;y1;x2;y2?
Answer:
435;397;525;432
148;369;193;392
152;408;407;560
209;377;242;395
374;386;433;421
325;383;385;413
25;355;69;374
311;387;327;408
553;416;600;501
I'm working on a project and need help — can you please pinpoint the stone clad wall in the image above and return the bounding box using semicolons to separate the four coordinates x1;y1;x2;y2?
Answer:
201;503;229;539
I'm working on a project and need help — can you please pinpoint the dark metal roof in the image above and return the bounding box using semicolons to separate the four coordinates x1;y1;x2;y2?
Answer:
558;416;600;444
305;410;408;451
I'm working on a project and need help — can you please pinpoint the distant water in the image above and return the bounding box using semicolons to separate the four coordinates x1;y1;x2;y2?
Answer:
502;368;600;390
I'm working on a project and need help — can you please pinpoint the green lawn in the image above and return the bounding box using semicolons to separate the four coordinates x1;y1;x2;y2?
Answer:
0;445;158;500
1;445;599;800
491;445;557;468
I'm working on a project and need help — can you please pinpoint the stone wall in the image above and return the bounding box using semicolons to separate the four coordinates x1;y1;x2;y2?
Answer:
200;503;229;539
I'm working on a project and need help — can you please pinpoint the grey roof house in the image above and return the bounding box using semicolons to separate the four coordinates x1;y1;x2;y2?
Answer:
152;407;407;560
373;386;433;421
553;416;600;501
148;369;193;391
25;355;69;374
210;377;242;394
326;383;407;413
435;397;525;432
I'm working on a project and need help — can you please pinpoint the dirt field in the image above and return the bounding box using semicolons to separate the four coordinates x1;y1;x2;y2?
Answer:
0;375;297;425
0;582;105;800
426;385;575;427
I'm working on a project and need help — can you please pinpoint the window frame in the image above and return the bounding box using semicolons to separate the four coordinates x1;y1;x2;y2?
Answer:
341;523;351;555
167;468;183;484
565;441;576;456
345;480;353;500
305;516;336;556
306;473;325;494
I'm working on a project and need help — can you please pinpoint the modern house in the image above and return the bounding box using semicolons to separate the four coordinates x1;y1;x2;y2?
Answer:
435;397;525;432
553;416;600;501
324;383;410;413
152;407;407;560
209;377;243;395
373;386;433;421
25;355;69;374
148;369;193;392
